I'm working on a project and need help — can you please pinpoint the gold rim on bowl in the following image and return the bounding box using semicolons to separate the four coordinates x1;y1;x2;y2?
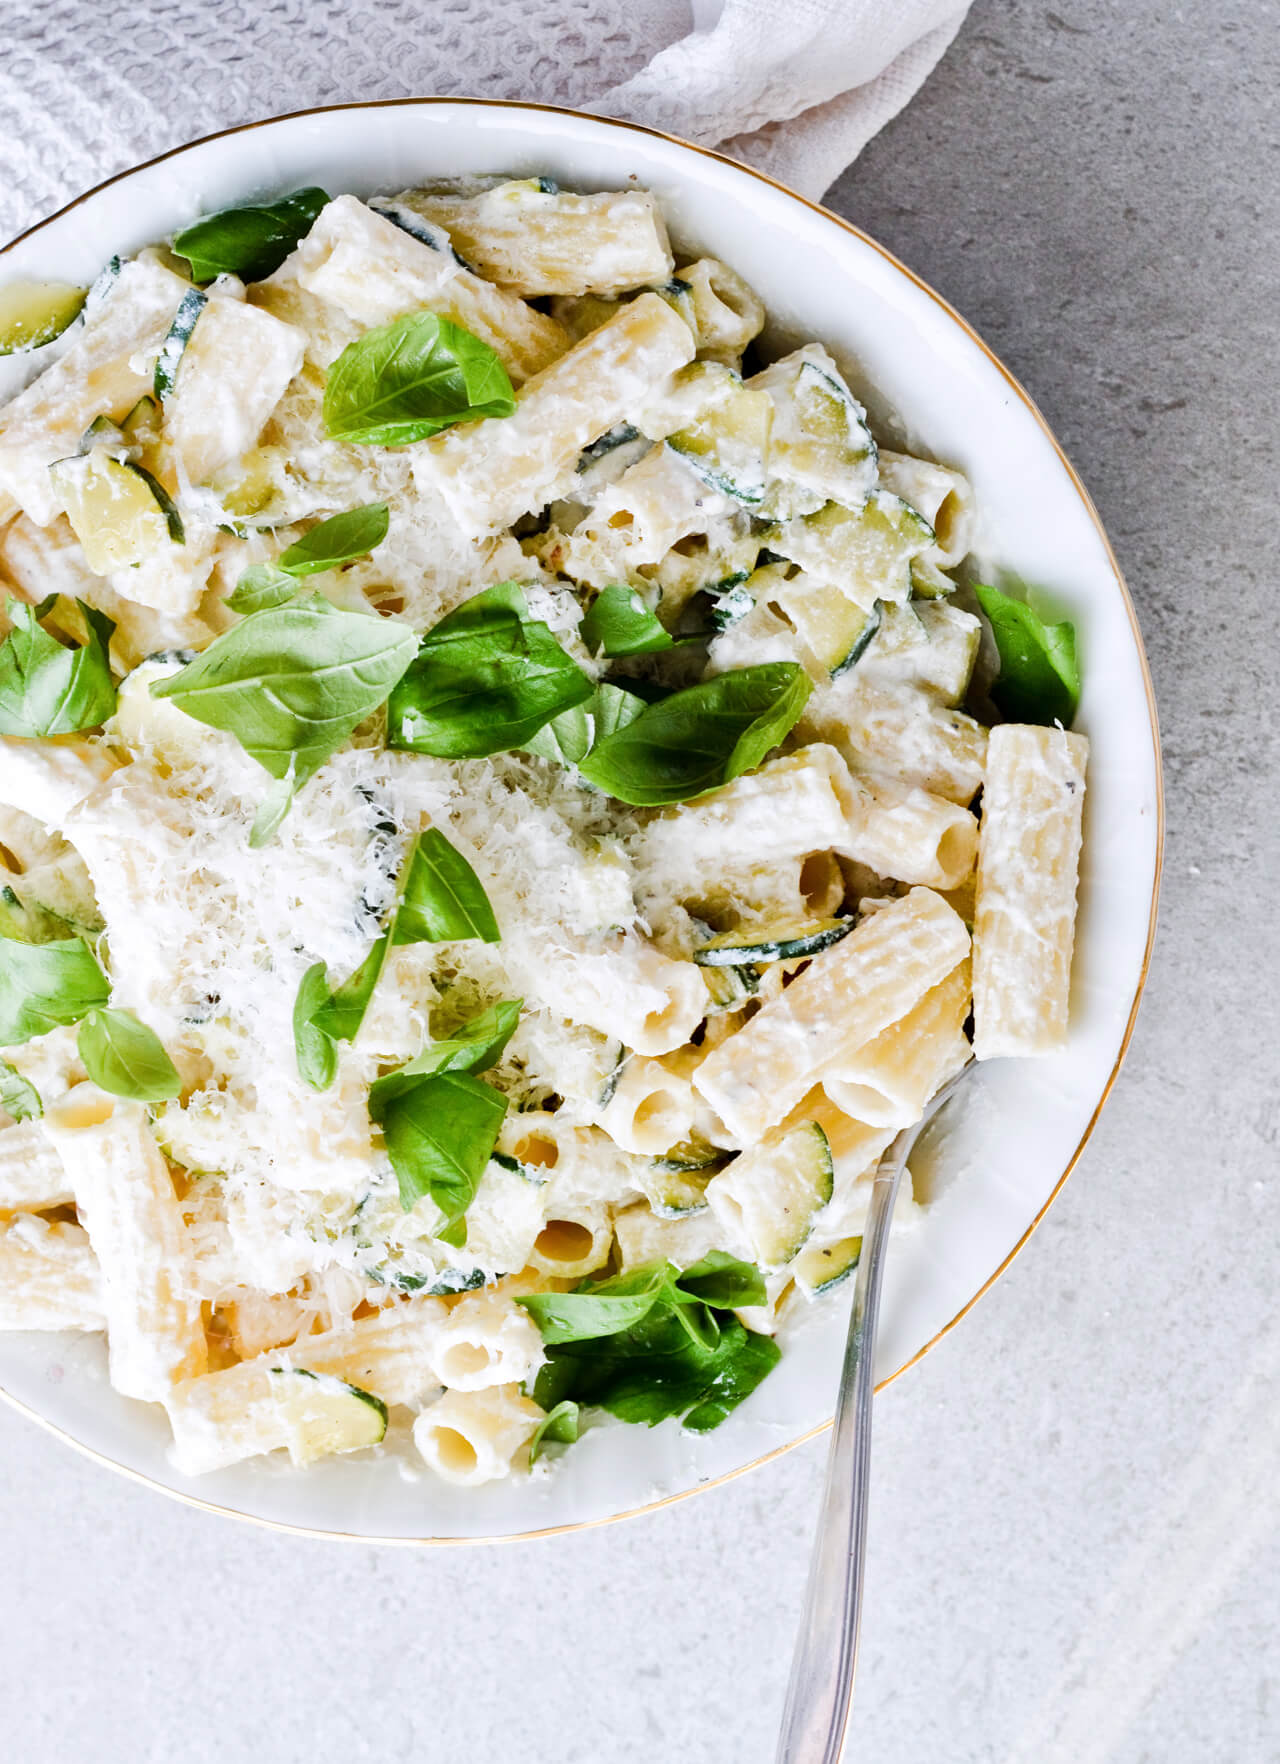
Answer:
0;97;1165;1545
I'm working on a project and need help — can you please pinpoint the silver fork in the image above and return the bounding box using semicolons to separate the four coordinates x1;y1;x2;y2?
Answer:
775;1065;971;1764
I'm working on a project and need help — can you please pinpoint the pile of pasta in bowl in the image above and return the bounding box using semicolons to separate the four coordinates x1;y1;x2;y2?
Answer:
0;176;1087;1488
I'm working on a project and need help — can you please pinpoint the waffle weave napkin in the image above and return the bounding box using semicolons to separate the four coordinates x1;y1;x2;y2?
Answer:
1;0;969;240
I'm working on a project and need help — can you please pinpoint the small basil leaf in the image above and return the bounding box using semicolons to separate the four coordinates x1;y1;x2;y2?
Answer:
310;934;390;1043
172;187;330;283
974;583;1080;726
323;311;516;446
367;999;522;1121
386;582;593;758
0;1059;41;1120
76;1007;182;1102
517;1263;677;1346
292;961;338;1092
0;934;109;1044
529;1399;580;1463
393;829;500;945
380;1070;508;1239
675;1250;768;1311
580;583;675;657
277;503;389;577
576;663;811;806
0;595;117;736
149;594;417;787
226;564;298;614
248;759;299;850
521;699;593;766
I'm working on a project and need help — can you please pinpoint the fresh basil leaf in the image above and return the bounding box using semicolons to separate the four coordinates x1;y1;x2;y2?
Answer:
77;1007;182;1102
521;699;593;766
292;935;390;1091
149;594;417;796
675;1250;767;1312
277;503;389;577
386;581;593;758
292;961;338;1091
172;187;330;283
367;998;522;1120
576;663;811;805
519;1264;678;1346
393;829;500;945
248;759;300;850
529;1399;580;1463
0;596;117;736
682;1326;781;1432
974;583;1080;726
226;564;298;614
323;311;516;446
309;933;390;1042
380;1070;508;1241
0;1059;41;1120
0;934;108;1044
580;583;675;657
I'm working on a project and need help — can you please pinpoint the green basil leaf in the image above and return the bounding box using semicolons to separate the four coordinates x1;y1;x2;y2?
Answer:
380;1070;508;1240
323;311;516;446
0;596;117;736
276;503;389;577
386;581;593;758
367;998;522;1120
248;759;300;850
292;961;338;1092
292;935;390;1091
675;1250;768;1311
309;933;390;1043
0;1059;41;1120
225;564;298;615
580;583;675;657
974;583;1080;726
529;1399;580;1463
393;828;500;945
0;934;108;1043
681;1326;782;1432
172;187;330;283
518;1262;679;1346
76;1007;182;1102
149;593;417;791
523;681;649;766
576;663;811;805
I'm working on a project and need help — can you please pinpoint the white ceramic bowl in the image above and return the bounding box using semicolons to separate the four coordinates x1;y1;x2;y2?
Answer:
0;100;1162;1542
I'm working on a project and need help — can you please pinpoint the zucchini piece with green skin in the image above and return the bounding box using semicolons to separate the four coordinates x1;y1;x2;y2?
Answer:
753;352;878;518
152;286;207;400
639;1162;716;1218
766;489;934;605
694;915;853;967
793;1234;862;1298
490;1150;549;1187
701;962;759;1011
831;600;883;679
0;280;87;356
706;1120;834;1269
267;1367;388;1466
668;383;773;506
50;447;183;571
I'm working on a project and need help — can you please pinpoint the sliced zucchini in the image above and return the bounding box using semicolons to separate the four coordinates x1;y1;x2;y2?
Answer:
577;423;641;471
51;447;183;571
368;196;455;253
768;489;935;603
707;1120;834;1269
640;1163;714;1218
153;286;207;400
391;1266;488;1296
268;1367;388;1467
668;382;773;506
77;413;128;454
707;577;754;632
85;256;122;312
0;280;87;356
754;351;877;517
701;962;759;1011
207;443;290;524
832;600;883;678
765;573;875;677
793;1234;862;1298
694;914;853;967
596;1044;629;1109
122;394;159;435
489;1149;548;1186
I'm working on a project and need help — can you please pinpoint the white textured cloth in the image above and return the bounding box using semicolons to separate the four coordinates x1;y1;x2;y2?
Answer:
0;0;969;242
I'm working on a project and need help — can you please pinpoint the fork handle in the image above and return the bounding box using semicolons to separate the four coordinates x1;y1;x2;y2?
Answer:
773;1140;908;1764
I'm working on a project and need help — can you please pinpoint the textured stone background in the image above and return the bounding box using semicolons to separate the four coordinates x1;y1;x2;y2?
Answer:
3;2;1278;1760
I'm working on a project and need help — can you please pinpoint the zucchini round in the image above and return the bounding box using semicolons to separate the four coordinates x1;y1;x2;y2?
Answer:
793;1234;862;1298
0;280;86;356
153;286;207;400
268;1367;388;1466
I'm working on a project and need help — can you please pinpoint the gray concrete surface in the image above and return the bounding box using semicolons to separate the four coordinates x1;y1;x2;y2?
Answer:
3;3;1278;1760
